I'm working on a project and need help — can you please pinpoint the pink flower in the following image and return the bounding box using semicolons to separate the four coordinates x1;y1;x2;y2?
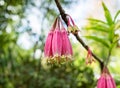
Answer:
86;48;95;64
44;17;58;59
67;14;79;34
52;28;62;57
44;31;53;58
97;67;116;88
61;28;73;60
44;17;74;64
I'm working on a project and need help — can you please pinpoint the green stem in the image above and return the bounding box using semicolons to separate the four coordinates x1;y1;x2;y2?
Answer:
105;48;111;66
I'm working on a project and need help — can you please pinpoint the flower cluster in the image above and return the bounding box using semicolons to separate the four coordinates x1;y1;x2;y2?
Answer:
44;15;94;65
44;17;73;64
97;66;116;88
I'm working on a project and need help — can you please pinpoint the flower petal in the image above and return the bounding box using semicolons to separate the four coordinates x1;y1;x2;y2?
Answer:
52;28;62;56
97;76;106;88
44;31;53;57
61;28;73;56
97;67;116;88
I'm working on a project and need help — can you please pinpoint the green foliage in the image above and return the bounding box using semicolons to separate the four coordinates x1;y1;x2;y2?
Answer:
114;10;120;22
84;2;120;87
87;18;109;32
102;2;113;25
85;36;110;48
85;2;120;50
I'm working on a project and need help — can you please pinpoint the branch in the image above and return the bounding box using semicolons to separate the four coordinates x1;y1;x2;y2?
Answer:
54;0;104;70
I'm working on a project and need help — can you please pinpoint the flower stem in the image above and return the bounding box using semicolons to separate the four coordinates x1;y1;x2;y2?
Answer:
105;47;112;66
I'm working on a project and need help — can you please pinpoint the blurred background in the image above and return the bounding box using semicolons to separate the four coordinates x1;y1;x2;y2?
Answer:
0;0;120;88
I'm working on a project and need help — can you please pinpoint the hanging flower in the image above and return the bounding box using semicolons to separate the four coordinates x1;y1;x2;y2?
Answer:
44;17;58;63
44;17;73;64
52;26;62;63
61;26;73;62
67;14;79;34
97;66;116;88
44;31;53;58
86;48;95;64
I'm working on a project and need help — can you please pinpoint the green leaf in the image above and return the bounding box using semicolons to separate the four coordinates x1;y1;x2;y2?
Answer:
86;18;109;32
88;18;107;24
115;20;120;30
108;25;115;42
85;23;109;32
102;2;113;25
86;18;110;32
114;10;120;22
85;36;110;48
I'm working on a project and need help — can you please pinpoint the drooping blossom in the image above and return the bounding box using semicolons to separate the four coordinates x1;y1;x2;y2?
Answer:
52;26;62;63
67;14;79;34
97;66;116;88
44;31;53;58
86;48;95;64
44;18;58;60
44;17;73;64
61;26;73;62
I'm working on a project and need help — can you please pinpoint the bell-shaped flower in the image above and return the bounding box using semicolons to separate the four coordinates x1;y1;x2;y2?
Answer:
44;31;53;58
61;28;73;62
86;48;95;64
52;19;62;63
52;28;62;56
97;67;116;88
67;14;79;34
44;17;58;62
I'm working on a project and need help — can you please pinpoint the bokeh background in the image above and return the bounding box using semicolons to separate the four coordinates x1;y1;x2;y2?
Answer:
0;0;120;88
